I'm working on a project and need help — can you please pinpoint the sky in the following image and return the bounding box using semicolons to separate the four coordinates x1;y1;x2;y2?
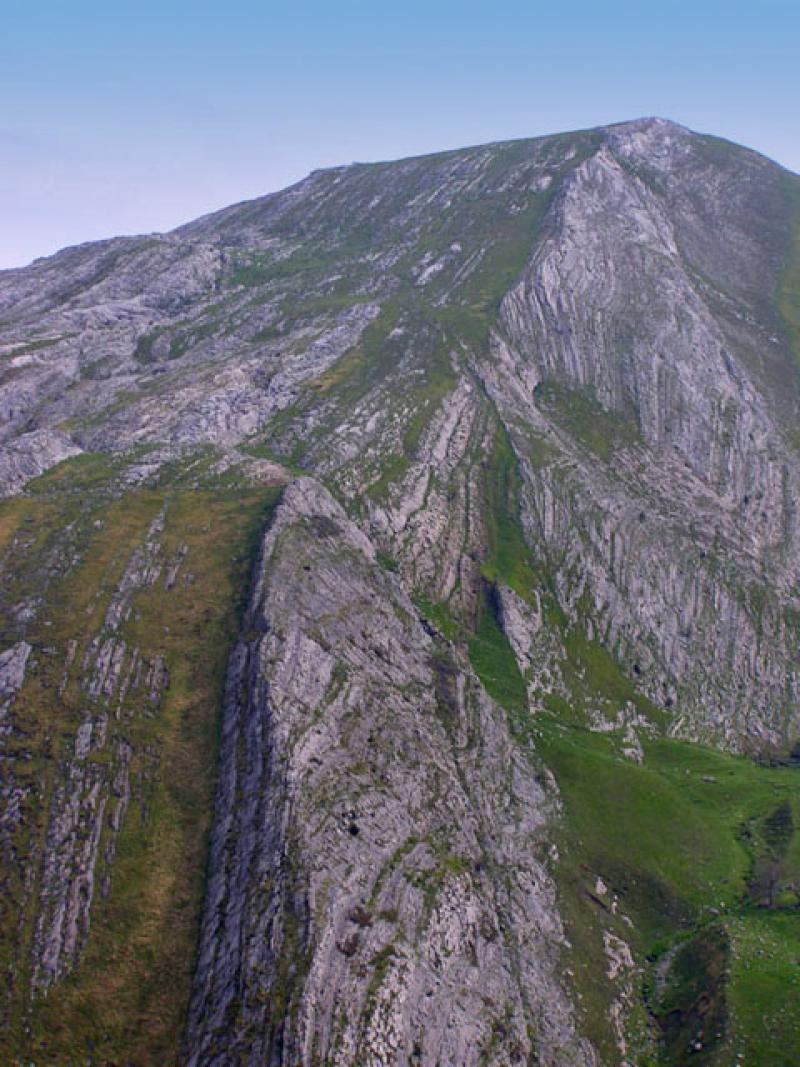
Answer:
2;0;799;269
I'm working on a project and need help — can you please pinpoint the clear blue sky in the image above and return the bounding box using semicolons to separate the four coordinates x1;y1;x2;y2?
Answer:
2;0;798;268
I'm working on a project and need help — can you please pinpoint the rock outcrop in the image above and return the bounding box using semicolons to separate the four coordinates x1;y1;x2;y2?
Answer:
186;478;591;1066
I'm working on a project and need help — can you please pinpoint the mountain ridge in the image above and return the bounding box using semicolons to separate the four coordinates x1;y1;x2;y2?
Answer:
8;115;795;274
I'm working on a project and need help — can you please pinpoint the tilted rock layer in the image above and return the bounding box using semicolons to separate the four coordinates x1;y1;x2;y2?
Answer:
187;478;591;1066
1;117;800;1063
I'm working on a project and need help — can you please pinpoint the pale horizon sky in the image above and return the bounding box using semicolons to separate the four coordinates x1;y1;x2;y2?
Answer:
2;0;799;270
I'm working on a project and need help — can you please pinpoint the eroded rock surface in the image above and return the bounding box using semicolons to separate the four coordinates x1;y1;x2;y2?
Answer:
187;478;591;1066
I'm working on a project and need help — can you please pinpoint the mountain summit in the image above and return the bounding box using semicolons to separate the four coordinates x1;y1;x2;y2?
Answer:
1;119;800;1064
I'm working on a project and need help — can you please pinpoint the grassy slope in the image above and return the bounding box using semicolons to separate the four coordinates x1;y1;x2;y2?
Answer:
0;457;280;1064
534;720;800;1064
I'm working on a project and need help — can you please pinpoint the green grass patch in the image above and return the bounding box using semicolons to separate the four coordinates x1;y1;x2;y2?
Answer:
468;586;527;716
480;421;541;600
533;714;800;1061
726;911;800;1064
412;593;462;641
375;549;399;572
227;248;335;288
134;318;220;363
557;624;669;729
24;450;123;494
4;334;71;357
536;379;641;459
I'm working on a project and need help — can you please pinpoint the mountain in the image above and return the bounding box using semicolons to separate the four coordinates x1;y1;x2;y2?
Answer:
1;116;800;1064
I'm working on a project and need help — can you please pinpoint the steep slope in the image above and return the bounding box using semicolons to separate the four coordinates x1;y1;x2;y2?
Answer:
1;117;800;1064
186;478;590;1066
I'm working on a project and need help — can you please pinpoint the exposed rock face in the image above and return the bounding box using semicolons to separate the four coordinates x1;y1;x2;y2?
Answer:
0;431;81;497
0;642;31;728
490;124;800;747
186;478;591;1066
1;117;800;1063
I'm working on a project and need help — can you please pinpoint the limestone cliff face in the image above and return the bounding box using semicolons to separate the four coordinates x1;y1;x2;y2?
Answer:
1;117;800;1063
186;478;590;1066
488;121;800;747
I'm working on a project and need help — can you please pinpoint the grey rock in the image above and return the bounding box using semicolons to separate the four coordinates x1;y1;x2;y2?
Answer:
0;431;81;497
31;762;107;991
0;642;32;727
186;478;593;1066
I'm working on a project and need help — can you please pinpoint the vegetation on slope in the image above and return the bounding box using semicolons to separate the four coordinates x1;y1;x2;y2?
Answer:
4;126;800;1064
0;456;280;1064
535;720;800;1064
411;416;800;1064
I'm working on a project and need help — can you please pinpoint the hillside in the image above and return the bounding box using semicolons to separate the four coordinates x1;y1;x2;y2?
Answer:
1;117;800;1064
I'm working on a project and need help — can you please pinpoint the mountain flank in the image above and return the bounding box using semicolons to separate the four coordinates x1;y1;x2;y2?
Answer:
1;117;800;1063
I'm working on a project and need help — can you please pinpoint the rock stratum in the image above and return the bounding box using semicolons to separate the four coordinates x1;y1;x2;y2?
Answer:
2;118;800;1064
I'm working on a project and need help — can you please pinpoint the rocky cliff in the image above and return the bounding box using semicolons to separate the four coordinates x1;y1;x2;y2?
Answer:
2;117;800;1064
